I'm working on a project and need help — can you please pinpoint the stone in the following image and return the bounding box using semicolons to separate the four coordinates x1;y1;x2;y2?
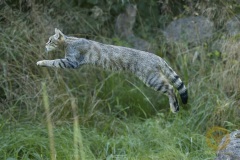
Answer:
215;130;240;160
163;16;214;44
226;15;240;36
115;4;153;52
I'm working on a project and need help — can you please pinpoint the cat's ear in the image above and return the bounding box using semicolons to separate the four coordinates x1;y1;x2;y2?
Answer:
54;28;65;40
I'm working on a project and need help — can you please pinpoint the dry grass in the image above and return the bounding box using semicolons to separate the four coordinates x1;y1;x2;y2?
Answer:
0;1;239;159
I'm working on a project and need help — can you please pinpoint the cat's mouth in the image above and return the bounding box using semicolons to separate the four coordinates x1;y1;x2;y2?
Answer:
45;45;56;52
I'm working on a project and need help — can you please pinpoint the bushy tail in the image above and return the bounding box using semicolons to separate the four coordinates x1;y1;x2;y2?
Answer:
172;76;188;104
160;59;188;104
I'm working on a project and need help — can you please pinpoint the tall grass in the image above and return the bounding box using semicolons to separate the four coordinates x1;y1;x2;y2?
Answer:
42;82;56;160
71;97;85;160
0;1;239;159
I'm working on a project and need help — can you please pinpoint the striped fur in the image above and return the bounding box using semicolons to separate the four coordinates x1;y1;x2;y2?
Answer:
37;28;188;113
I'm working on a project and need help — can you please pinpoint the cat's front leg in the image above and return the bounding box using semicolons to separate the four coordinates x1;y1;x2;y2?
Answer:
36;58;79;68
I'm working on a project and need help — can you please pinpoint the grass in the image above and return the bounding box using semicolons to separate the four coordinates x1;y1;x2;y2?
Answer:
0;1;240;160
0;116;215;160
42;82;57;160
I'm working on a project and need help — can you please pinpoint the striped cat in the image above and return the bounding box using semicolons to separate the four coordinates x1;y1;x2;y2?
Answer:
37;28;188;113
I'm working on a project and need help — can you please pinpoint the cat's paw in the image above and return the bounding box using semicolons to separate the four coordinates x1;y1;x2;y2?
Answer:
36;61;44;66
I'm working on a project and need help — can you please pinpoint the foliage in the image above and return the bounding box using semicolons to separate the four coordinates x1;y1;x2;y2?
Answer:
0;0;239;159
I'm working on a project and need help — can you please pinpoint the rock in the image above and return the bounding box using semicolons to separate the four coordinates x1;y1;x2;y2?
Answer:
115;4;137;38
126;35;152;52
226;15;240;36
211;39;225;52
163;16;214;44
90;6;103;19
215;130;240;160
115;4;153;52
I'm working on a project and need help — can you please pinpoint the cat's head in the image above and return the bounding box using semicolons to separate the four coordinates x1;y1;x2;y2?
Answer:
45;28;65;52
